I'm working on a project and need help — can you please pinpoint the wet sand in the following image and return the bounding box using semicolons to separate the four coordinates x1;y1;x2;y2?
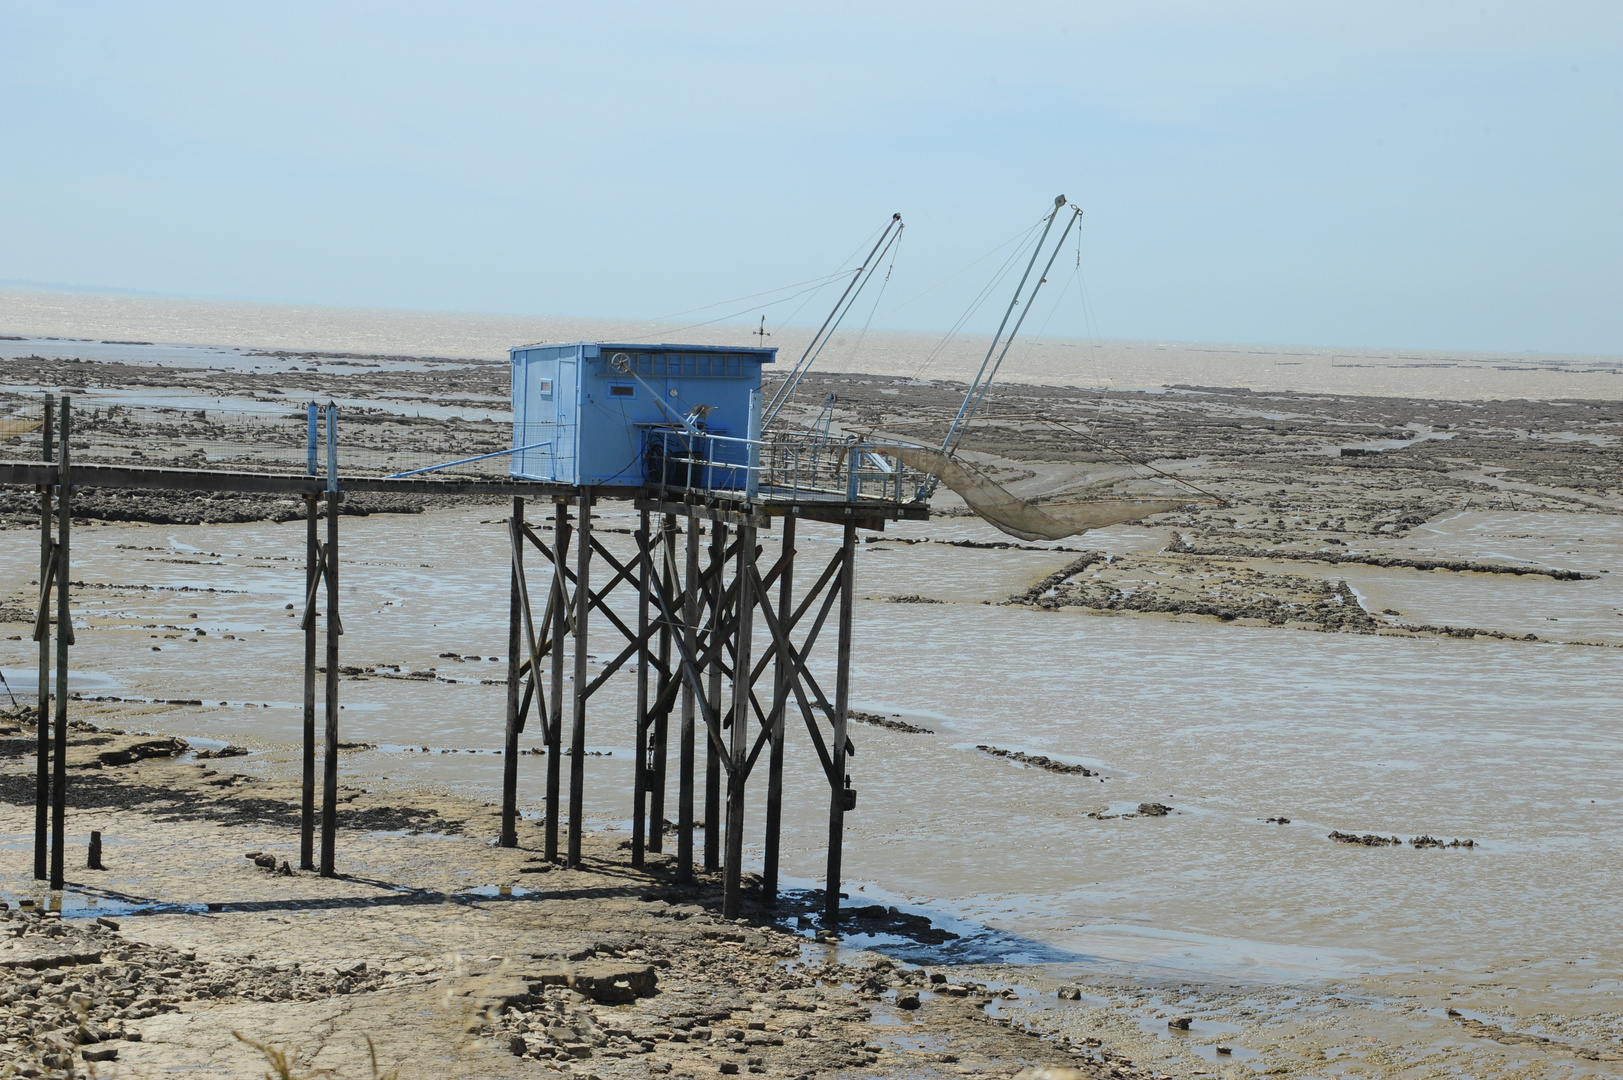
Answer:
0;715;1121;1080
4;330;1623;1076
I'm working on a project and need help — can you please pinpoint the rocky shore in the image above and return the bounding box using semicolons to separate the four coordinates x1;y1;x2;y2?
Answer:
0;713;1144;1080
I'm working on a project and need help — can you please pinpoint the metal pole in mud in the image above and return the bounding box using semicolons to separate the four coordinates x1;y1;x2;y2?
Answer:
546;499;567;862
724;523;757;920
320;491;340;877
633;509;651;868
705;521;727;874
677;513;699;882
50;396;70;892
300;493;317;870
34;394;52;881
567;489;592;867
763;514;794;902
825;520;856;922
651;513;675;853
502;497;525;848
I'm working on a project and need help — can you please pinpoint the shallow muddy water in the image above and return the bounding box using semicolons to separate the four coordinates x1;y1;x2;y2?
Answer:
4;505;1622;1074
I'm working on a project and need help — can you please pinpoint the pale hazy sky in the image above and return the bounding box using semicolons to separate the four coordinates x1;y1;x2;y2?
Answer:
1;2;1618;354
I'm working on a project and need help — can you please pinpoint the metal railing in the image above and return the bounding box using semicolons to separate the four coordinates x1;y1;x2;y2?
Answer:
643;427;926;506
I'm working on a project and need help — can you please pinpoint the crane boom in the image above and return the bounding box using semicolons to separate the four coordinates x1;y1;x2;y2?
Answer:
939;194;1082;461
761;213;903;431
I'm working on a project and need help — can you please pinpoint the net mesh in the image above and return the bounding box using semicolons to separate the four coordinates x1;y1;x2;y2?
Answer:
883;443;1189;542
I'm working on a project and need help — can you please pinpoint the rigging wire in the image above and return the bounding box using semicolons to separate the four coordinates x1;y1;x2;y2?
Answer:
855;409;1226;504
847;228;902;361
582;268;860;342
875;213;1051;324
614;277;857;343
907;219;1047;380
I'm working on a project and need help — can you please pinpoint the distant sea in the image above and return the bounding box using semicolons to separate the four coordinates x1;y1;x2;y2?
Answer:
4;287;1621;402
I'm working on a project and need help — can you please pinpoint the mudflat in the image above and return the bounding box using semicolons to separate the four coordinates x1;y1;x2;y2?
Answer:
0;716;1125;1080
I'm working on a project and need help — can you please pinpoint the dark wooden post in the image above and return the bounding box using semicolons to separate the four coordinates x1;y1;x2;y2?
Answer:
825;520;856;922
300;492;317;870
501;496;524;848
34;393;52;881
723;522;756;919
319;493;340;877
677;513;699;882
567;489;592;867
49;396;70;891
763;514;795;901
704;520;726;874
546;499;568;862
632;509;651;868
649;513;675;853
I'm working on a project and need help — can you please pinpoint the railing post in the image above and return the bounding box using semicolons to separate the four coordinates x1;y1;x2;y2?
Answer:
746;389;761;501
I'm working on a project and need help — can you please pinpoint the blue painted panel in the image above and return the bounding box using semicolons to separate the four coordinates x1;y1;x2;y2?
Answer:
511;342;775;487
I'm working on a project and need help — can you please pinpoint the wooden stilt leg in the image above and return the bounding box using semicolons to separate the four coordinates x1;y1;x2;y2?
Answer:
34;394;52;882
705;521;726;874
763;514;794;902
546;500;567;862
567;490;592;867
502;496;524;848
677;514;698;883
650;513;675;853
723;524;756;920
825;521;856;922
320;494;340;877
49;397;70;892
301;493;317;870
632;510;651;868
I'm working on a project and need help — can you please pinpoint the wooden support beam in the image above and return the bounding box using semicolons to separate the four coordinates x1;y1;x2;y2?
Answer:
34;392;53;882
705;521;726;874
678;515;699;883
49;397;69;891
763;516;794;901
301;493;318;870
567;490;592;867
723;524;757;919
546;501;569;862
501;496;524;848
826;521;857;921
319;493;341;877
632;511;651;869
650;513;676;854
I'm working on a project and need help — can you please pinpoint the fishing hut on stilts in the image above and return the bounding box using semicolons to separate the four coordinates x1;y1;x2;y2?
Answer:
4;197;1208;920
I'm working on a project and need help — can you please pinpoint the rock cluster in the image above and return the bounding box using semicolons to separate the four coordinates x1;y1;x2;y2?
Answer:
850;711;934;735
1329;831;1477;848
0;906;384;1078
977;744;1094;776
